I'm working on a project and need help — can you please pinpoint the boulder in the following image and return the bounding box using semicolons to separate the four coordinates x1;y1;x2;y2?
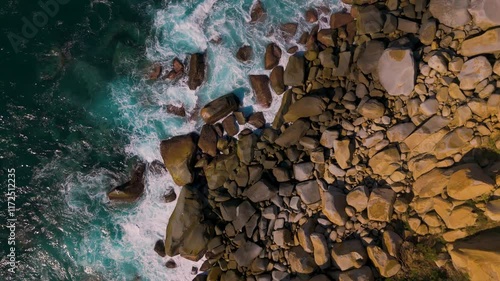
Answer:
457;56;492;90
296;180;321;205
293;162;314;182
166;104;186;117
367;245;401;277
270;66;285;94
200;93;239;124
187;53;205;90
108;163;146;201
297;219;316;253
413;168;450;198
368;148;401;177
306;9;318;23
333;51;352;77
357;99;385;119
275;119;310;147
250;0;266;23
248;112;265;128
233;200;257;231
460;28;500;57
165;185;211;261
331;12;354;29
249;75;273;108
322;188;348;226
387;123;416;143
346;186;370;212
331;239;368;271
283;96;326;122
447;228;500;281
234;241;262;267
485;199;500;221
419;19;437;45
311;233;330;268
434;128;474;160
280;23;298;39
272;90;293;129
154;239;166;257
357;40;385;74
357;5;384;34
367;188;396;222
429;0;471;28
468;0;500;30
447;163;495;200
382;231;403;258
317;29;335;47
160;134;197;186
236;45;253;62
265;43;281;70
447;206;478;229
288;246;317;274
377;48;415;96
198;124;218;157
338;266;374;281
284;55;305;86
243;179;277;202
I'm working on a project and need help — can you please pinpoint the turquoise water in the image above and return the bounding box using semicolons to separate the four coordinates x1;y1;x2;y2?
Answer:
1;0;343;280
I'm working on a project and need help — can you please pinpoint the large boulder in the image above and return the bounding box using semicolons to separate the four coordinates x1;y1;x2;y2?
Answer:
357;40;385;74
367;246;401;277
368;148;401;177
198;124;218;157
200;93;239;124
237;133;257;165
288;246;317;274
446;163;495;200
284;55;305;86
429;0;471;28
356;5;384;34
187;53;205;90
270;66;285;94
468;0;500;30
249;75;273;108
275;119;310;147
283;96;326;122
160;134;197;186
357;99;385;119
460;28;500;57
447;228;500;281
165;185;211;261
413;168;451;198
236;45;253;62
367;188;396;222
457;56;492;90
331;239;368;271
108;163;146;201
377;48;415;96
264;43;281;69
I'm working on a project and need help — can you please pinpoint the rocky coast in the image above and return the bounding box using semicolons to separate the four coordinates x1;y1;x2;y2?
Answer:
113;0;500;280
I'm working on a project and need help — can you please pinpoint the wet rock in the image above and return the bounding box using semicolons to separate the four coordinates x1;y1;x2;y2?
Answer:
154;239;166;257
322;188;348;226
188;53;205;90
160;134;197;186
148;63;162;80
200;93;239;124
250;0;266;23
306;9;318;23
429;0;471;28
236;45;253;62
164;189;177;203
270;66;285;94
367;245;401;277
199;124;218;157
468;0;500;30
317;29;335;47
166;104;186;117
368;148;401;177
165;185;211;261
378;48;415;96
357;40;384;75
448;228;500;281
250;75;273;108
248;112;266;128
165;259;177;268
367;188;396;222
265;43;282;70
108;163;146;202
447;163;495;200
280;23;298;39
284;55;305;86
283;96;326;122
288;246;317;274
331;239;368;271
460;28;500;57
222;114;239;136
457;56;492;90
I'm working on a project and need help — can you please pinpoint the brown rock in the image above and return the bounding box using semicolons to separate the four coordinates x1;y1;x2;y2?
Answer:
270;66;285;94
236;45;253;62
250;0;266;23
331;239;368;271
367;188;396;222
288;246;317;274
222;114;239;136
200;93;239;124
108;163;146;202
187;53;205;90
148;63;162;80
160;135;197;186
367;245;401;277
330;12;354;29
447;163;495;200
264;43;282;70
460;28;500;57
248;112;265;128
306;9;318;23
249;75;273;108
166;104;186;117
198;124;218;157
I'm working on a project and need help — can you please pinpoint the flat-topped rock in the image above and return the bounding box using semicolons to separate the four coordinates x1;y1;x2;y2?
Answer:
368;148;401;177
331;239;368;271
429;0;471;28
367;188;396;222
249;75;273;108
284;55;305;86
322;188;348;226
275;119;310;147
468;0;500;30
457;56;492;90
367;245;401;277
378;48;415;96
283;96;326;122
200;93;239;124
460;28;500;57
447;163;495;200
243;179;277;202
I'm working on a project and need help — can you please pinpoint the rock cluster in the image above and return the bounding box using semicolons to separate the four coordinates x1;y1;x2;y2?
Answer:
158;1;500;280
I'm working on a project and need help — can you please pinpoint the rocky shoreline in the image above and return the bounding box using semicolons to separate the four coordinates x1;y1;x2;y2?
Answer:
113;0;500;280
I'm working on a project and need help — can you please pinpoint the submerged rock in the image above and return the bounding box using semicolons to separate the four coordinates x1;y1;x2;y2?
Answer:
160;134;197;187
200;93;239;124
236;45;253;62
108;163;146;202
250;0;266;23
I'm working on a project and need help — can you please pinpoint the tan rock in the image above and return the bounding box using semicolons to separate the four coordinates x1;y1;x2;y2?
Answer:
443;229;469;242
368;148;401;177
367;245;401;277
447;163;495;200
447;206;478;229
288;246;317;274
423;212;442;228
382;230;403;258
448;228;500;281
387;123;416;143
429;0;471;28
434;128;474;160
485;199;500;221
468;0;500;30
367;188;396;222
460;28;500;57
311;233;330;268
160;134;197;186
404;115;450;150
331;239;368;271
413;168;451;198
347;186;370;212
338;266;374;281
334;139;354;169
283;96;326;122
357;99;386;119
322;188;348;226
457;56;492;90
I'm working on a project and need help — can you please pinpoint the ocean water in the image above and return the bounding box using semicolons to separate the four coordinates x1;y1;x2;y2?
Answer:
0;0;344;280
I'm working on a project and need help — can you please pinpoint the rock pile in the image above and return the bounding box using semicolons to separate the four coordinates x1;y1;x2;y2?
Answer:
158;0;500;280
